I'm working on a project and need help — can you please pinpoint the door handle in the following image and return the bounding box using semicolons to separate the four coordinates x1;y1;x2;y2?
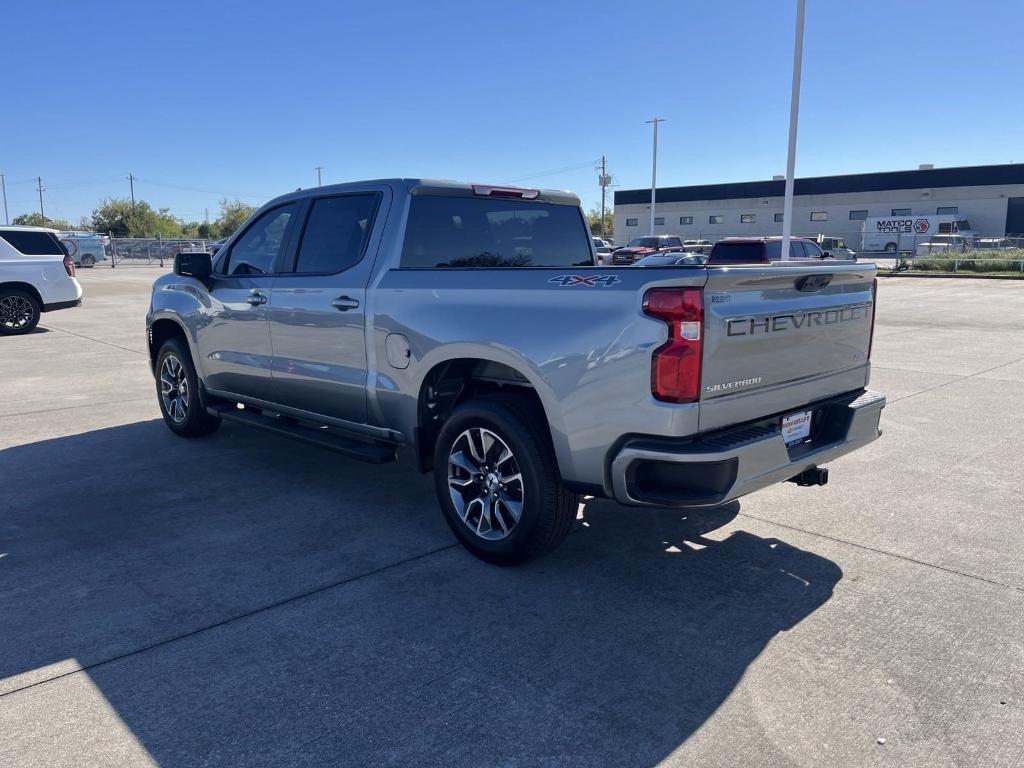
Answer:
331;296;360;311
246;290;268;306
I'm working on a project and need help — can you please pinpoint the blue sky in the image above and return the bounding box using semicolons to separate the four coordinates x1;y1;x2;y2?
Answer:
3;0;1021;224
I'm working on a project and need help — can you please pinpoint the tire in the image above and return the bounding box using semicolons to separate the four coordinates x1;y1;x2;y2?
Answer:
0;288;41;335
884;242;897;253
155;337;221;437
433;394;579;565
82;255;96;267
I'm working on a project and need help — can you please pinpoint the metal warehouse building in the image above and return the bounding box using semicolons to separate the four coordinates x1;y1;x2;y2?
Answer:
613;163;1024;248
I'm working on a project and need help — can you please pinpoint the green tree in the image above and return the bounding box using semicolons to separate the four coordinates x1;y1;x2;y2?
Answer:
215;199;256;237
587;208;613;240
11;212;74;230
89;198;185;237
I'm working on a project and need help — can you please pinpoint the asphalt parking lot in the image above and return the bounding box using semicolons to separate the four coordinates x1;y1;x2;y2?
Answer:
2;267;1023;767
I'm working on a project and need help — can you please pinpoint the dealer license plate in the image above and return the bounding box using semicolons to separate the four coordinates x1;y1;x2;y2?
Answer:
781;410;812;445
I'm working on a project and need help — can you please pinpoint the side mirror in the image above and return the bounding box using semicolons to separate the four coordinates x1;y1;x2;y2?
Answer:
174;252;212;279
821;251;831;258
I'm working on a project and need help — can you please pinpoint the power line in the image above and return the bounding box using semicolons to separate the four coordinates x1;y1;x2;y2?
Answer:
506;160;599;183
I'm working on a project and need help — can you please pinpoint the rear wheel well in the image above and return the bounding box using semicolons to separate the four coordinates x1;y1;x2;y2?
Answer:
148;319;189;372
0;282;44;308
416;358;547;473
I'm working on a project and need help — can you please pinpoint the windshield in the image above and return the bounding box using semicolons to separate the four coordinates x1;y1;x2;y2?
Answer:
626;237;661;248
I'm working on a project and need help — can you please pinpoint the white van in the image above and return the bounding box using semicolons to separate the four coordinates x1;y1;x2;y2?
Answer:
862;215;977;253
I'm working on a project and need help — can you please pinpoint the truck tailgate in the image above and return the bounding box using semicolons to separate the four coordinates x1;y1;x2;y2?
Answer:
699;262;876;431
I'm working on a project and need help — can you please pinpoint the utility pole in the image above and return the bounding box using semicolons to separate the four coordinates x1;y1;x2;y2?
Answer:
597;156;612;239
315;166;323;186
645;118;665;235
36;177;45;223
780;0;806;262
204;207;209;225
0;174;8;225
127;173;136;205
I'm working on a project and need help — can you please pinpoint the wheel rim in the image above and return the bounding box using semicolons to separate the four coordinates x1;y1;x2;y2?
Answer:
159;354;189;423
447;427;525;541
0;295;35;330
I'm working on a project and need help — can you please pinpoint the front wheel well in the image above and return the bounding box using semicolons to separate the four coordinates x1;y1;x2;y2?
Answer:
148;319;189;372
416;358;548;473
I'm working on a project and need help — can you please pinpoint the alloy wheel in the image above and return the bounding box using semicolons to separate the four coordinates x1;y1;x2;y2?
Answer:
0;295;35;330
447;427;525;541
159;354;189;423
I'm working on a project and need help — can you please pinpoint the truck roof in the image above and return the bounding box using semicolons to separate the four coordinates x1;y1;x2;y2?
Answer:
264;178;581;209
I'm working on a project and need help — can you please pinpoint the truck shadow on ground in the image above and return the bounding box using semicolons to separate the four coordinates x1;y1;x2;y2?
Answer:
1;419;842;766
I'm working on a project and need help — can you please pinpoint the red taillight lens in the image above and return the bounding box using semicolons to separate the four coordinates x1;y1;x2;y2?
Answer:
643;287;703;403
868;277;878;360
63;255;75;277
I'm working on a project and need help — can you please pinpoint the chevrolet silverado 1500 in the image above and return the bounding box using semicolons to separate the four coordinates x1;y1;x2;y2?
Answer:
147;179;885;564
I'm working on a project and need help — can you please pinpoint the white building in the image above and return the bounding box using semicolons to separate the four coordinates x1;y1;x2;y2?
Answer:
613;163;1024;247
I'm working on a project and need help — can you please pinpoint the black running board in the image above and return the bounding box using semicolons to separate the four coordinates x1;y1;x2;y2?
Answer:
209;405;397;464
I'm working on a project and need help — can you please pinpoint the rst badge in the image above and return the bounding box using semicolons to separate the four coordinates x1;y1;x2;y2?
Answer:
548;274;621;287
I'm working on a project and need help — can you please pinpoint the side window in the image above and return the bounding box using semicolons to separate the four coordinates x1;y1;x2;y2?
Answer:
804;241;823;258
222;204;298;276
294;194;379;274
0;231;66;255
667;237;683;247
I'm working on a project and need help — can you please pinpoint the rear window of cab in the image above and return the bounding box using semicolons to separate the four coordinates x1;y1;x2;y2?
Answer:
400;196;593;268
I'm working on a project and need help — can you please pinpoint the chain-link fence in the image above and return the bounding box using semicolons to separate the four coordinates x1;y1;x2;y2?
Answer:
107;237;212;267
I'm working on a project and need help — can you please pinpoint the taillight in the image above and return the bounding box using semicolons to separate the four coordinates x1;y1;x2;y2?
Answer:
643;288;703;403
868;277;878;360
63;255;75;277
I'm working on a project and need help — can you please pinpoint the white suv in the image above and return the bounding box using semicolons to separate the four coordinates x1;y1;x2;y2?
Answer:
0;226;83;335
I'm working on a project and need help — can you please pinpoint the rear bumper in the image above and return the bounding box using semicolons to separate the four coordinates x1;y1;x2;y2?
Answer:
610;389;885;507
43;298;82;312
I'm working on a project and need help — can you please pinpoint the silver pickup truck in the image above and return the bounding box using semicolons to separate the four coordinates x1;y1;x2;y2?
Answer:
147;179;885;564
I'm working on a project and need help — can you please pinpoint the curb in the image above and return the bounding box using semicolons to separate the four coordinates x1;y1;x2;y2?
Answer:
877;271;1024;281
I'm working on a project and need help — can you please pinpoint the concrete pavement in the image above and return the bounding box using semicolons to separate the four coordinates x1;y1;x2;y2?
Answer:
1;267;1022;767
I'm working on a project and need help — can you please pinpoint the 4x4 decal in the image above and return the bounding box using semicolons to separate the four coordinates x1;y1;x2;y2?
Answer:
548;274;621;287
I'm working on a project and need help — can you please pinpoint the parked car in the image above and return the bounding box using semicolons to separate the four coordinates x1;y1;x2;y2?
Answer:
682;239;714;256
592;236;615;264
707;236;832;265
915;235;971;255
633;253;707;267
148;178;884;564
58;231;108;267
610;235;684;265
0;226;83;334
976;238;1016;250
207;238;228;255
814;235;857;260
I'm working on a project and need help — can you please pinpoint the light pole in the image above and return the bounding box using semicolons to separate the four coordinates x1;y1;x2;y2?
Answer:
315;166;323;186
645;118;665;235
0;173;8;225
780;0;806;261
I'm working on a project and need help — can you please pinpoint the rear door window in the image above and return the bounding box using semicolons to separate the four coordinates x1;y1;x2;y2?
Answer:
293;194;380;274
0;230;66;256
400;195;592;268
222;203;299;276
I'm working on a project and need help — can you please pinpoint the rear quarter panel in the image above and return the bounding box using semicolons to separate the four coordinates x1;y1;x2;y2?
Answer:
368;266;708;490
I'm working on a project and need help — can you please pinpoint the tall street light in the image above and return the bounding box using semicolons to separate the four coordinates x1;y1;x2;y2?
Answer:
646;118;665;235
780;0;806;261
